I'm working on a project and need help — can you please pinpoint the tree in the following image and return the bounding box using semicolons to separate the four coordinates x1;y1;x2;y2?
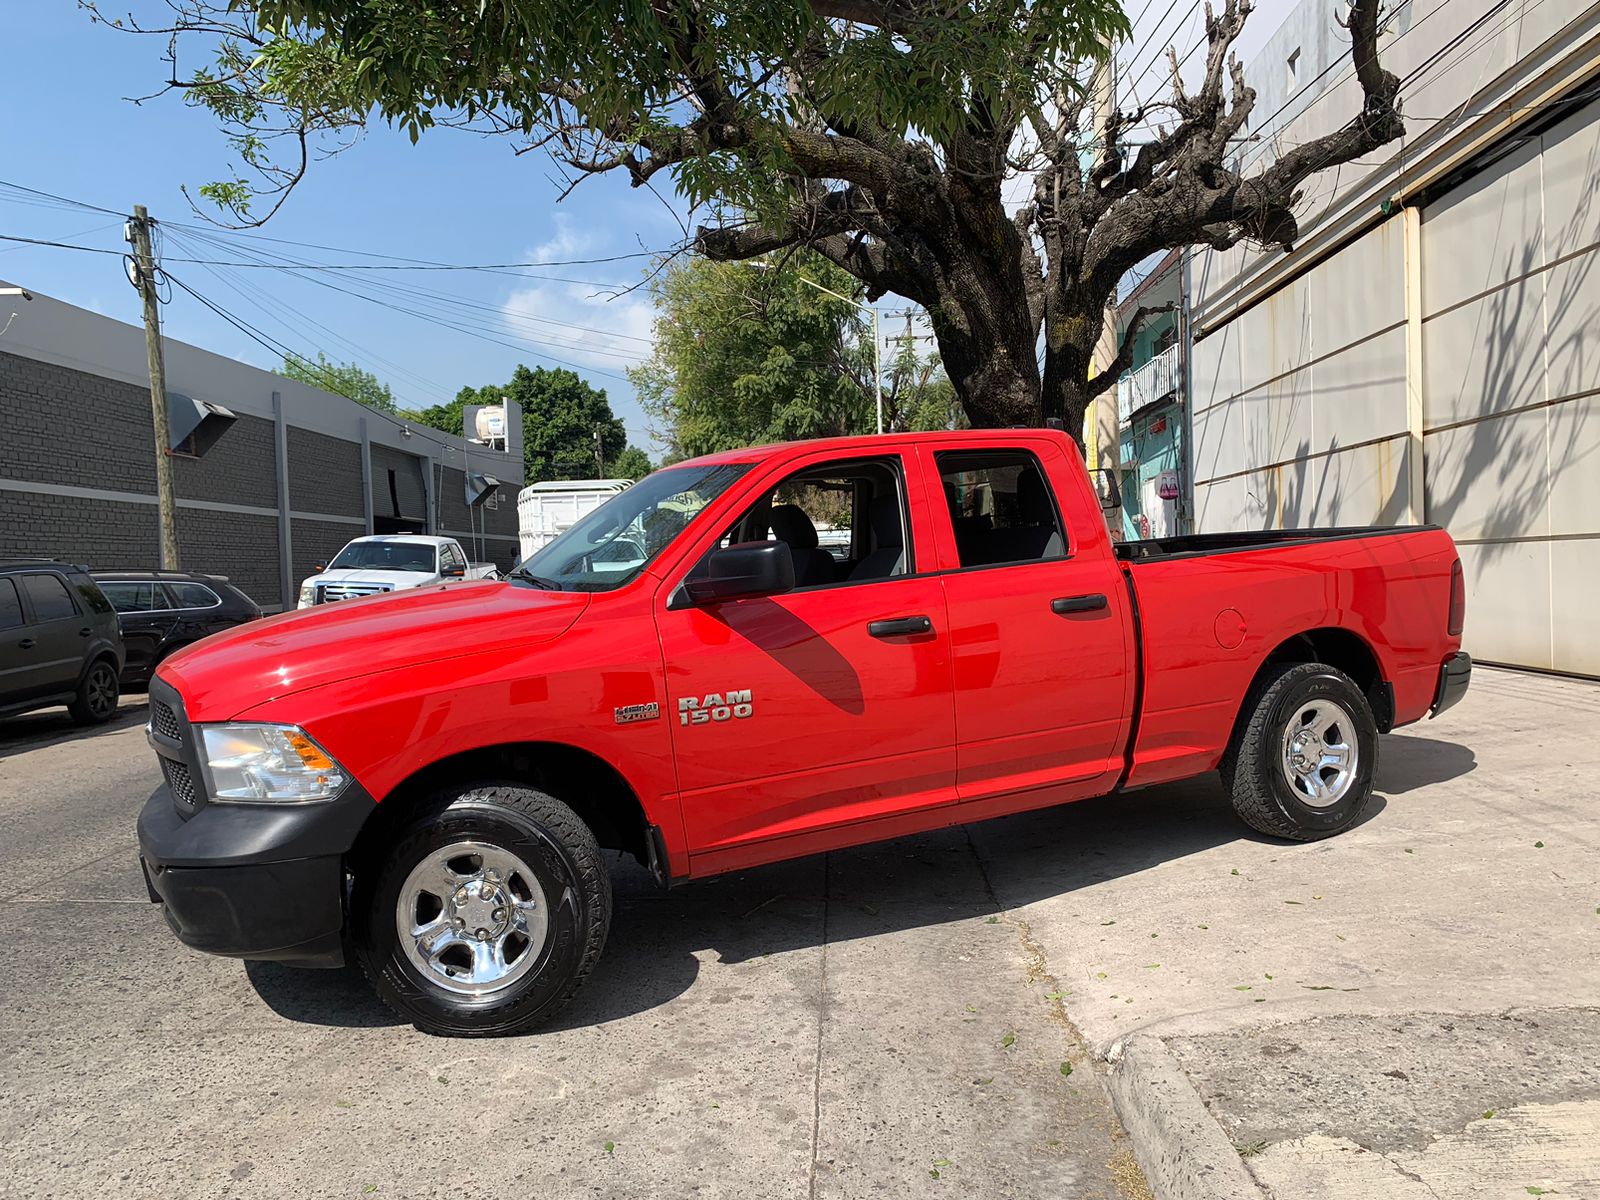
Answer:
280;351;395;412
409;364;627;480
631;251;956;458
101;0;1403;440
611;445;654;480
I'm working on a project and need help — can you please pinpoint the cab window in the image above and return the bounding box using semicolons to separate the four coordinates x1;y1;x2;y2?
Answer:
936;451;1067;568
710;456;911;589
0;578;22;630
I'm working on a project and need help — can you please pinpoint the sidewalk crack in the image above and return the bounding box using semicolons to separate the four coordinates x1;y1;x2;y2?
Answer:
807;851;829;1200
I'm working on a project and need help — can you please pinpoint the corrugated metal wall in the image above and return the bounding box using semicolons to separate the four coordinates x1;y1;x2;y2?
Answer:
1190;92;1600;675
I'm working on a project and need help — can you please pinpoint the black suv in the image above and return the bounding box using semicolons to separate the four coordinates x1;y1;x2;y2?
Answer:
90;571;262;687
0;560;125;724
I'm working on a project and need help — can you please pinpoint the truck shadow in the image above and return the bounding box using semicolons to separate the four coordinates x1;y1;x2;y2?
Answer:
245;736;1470;1034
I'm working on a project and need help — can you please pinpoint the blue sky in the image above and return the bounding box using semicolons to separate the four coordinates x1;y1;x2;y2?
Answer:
0;2;687;455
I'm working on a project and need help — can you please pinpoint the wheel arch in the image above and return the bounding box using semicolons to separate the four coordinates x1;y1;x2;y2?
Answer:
349;740;656;876
1236;626;1393;742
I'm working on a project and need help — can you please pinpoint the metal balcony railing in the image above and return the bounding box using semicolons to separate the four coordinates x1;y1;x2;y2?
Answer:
1117;343;1180;425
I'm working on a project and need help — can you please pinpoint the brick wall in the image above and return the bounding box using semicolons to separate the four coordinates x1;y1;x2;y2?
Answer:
290;518;361;583
2;350;160;493
287;426;364;515
435;465;521;572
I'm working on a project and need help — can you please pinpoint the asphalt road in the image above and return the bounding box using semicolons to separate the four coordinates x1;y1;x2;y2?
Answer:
0;696;1147;1200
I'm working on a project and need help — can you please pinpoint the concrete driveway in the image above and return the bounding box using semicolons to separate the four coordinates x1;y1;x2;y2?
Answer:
1;665;1593;1200
0;698;1146;1200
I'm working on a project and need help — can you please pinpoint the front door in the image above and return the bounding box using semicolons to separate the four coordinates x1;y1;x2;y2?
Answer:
657;451;957;862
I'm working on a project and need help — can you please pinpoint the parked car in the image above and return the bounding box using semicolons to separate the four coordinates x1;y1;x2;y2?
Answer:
91;571;261;688
0;559;124;725
297;535;498;608
136;429;1470;1036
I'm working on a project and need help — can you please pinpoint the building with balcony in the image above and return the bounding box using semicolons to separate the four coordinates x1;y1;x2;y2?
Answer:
1108;250;1186;541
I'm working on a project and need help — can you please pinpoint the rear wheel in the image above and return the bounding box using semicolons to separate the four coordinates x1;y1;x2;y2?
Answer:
353;784;611;1037
68;658;120;725
1221;662;1378;841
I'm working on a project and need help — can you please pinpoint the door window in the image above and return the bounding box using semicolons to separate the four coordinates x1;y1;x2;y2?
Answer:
708;457;911;589
0;579;22;630
936;451;1068;567
441;544;466;571
166;583;221;609
101;582;158;613
21;573;78;621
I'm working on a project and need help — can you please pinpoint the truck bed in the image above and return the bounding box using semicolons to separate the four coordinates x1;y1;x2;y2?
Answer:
1114;524;1440;563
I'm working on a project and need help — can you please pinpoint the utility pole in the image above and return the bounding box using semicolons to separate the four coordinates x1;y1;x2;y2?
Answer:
593;426;605;477
128;205;180;569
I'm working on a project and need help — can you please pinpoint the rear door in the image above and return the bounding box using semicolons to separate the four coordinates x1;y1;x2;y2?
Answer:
100;581;171;675
0;576;39;702
656;448;957;863
16;571;87;696
921;439;1135;808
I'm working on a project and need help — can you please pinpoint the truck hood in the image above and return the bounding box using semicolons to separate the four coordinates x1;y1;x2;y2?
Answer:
160;580;590;720
306;568;435;588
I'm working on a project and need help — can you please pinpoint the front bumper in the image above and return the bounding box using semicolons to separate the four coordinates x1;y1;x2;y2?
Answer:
1429;651;1472;718
137;780;375;968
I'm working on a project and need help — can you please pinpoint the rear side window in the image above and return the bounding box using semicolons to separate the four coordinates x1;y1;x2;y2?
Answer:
167;582;220;608
101;581;158;613
22;572;78;620
73;578;115;615
0;578;22;630
936;451;1068;568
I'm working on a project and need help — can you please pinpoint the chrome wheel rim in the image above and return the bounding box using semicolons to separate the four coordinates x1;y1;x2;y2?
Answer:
1279;698;1359;808
87;664;116;717
396;840;549;997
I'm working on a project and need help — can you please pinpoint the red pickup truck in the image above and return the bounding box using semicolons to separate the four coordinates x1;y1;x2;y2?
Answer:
139;429;1469;1036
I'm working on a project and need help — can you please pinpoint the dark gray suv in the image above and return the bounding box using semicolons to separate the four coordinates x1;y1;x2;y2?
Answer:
0;560;125;725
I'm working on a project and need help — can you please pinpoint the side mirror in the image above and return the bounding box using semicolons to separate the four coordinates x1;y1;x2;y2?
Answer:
674;541;796;608
1088;468;1122;513
311;562;328;574
441;564;467;579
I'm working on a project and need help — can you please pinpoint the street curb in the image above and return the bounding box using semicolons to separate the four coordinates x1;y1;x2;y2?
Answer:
1106;1035;1266;1200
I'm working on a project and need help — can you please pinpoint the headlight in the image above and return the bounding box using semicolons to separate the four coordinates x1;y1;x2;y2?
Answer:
298;583;316;607
197;723;348;804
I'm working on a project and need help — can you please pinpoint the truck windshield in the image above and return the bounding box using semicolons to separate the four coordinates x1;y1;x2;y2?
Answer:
330;542;438;572
509;462;752;593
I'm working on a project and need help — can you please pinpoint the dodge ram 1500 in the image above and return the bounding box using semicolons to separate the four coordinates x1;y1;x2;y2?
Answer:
138;429;1470;1036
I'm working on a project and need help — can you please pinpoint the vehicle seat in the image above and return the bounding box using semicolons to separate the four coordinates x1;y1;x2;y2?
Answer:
849;497;906;581
987;469;1063;563
767;504;837;588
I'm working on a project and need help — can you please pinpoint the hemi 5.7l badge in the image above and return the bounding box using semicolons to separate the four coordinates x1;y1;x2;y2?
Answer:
679;690;754;725
614;702;660;725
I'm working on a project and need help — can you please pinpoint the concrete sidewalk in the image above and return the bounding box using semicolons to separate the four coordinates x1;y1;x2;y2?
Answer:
969;666;1600;1198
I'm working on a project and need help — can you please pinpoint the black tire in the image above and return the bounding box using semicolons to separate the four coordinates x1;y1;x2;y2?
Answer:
1221;661;1379;841
353;783;611;1037
68;657;120;725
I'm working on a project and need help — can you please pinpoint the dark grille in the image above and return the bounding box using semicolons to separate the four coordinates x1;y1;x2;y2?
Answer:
162;759;198;809
152;701;182;742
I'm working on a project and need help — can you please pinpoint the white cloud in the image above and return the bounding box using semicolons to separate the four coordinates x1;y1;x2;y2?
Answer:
494;215;658;375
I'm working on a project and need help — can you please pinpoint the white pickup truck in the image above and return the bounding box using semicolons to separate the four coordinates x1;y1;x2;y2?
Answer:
297;535;498;609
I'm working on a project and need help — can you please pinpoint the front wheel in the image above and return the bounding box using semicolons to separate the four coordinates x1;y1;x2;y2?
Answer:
68;658;120;725
354;784;611;1036
1221;662;1379;841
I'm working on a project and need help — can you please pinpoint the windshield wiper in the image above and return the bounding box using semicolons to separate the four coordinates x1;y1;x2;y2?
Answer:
507;567;564;590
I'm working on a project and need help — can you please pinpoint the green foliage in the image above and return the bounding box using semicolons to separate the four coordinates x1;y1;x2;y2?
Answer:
279;351;396;412
210;0;1126;215
611;445;654;480
630;251;957;459
408;364;626;482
